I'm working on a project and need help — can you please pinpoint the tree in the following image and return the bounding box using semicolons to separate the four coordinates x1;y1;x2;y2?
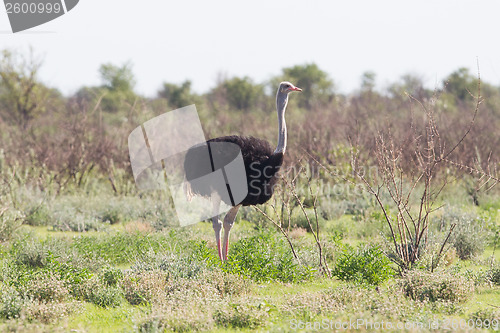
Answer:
99;62;135;92
275;63;335;109
223;77;264;112
361;71;376;93
158;80;198;109
388;74;430;101
0;49;60;129
209;76;265;112
79;62;138;113
443;67;476;102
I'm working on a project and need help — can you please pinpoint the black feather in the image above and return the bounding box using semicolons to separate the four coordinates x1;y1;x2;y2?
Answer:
184;135;283;206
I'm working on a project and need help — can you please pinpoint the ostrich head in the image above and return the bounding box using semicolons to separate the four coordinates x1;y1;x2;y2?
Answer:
279;81;302;94
276;81;301;114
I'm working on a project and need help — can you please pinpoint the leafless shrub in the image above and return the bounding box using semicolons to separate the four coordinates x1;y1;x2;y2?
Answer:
313;73;498;272
254;162;331;277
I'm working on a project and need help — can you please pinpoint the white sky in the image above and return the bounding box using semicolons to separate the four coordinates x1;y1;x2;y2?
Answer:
1;0;499;96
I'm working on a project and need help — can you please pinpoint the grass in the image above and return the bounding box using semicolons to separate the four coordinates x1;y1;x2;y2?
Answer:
0;180;498;332
65;303;144;332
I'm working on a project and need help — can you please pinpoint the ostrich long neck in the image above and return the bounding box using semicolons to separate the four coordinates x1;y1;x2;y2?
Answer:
274;92;288;154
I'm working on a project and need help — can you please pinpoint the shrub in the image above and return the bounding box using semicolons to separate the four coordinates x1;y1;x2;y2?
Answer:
469;308;500;327
73;232;168;265
122;271;167;305
24;272;69;302
101;266;123;287
213;302;268;329
138;306;214;332
222;232;313;283
0;207;22;241
332;244;394;285
88;286;123;308
52;214;106;232
157;256;207;279
14;239;48;268
23;203;51;226
203;270;251;297
288;208;326;233
73;276;123;307
400;270;474;303
99;205;123;224
453;232;485;260
438;209;489;260
24;299;81;323
0;286;24;319
486;265;500;286
45;256;93;295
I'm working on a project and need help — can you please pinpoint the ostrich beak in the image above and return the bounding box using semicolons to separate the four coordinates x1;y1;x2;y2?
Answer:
292;87;302;92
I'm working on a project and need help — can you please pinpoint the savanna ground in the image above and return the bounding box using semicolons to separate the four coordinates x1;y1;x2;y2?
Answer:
0;50;499;331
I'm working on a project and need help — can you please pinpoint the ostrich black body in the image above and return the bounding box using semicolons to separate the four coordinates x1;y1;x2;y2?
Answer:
184;135;284;206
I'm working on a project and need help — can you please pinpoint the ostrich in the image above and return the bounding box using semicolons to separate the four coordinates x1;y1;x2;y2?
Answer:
184;82;301;260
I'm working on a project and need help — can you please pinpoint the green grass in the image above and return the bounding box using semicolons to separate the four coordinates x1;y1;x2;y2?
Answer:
465;287;500;314
65;303;145;332
0;181;499;332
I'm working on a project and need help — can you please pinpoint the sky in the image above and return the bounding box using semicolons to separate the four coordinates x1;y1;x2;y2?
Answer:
1;0;499;97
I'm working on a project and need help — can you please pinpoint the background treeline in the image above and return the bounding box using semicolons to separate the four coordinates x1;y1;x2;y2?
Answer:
0;48;499;194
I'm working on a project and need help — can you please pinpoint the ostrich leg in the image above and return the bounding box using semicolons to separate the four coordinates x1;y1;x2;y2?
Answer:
211;193;223;260
222;205;241;261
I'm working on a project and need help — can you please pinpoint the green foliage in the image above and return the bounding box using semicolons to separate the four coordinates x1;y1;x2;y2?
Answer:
222;232;313;283
98;205;123;224
487;265;500;286
73;232;170;265
101;266;124;287
332;244;394;285
75;61;138;113
158;80;199;109
122;271;167;305
24;272;69;302
185;234;312;283
0;207;22;242
208;76;265;112
23;203;51;226
438;209;489;260
13;237;49;268
214;302;268;329
0;49;63;127
71;275;123;308
87;286;123;308
400;269;474;303
388;73;429;100
443;67;477;102
222;76;264;112
131;251;207;279
287;207;325;233
53;214;107;232
204;269;251;297
360;71;376;93
43;254;93;293
0;286;23;319
99;62;135;92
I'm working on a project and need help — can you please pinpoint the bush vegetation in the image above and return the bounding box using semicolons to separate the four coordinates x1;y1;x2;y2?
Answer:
0;48;498;331
332;244;394;285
